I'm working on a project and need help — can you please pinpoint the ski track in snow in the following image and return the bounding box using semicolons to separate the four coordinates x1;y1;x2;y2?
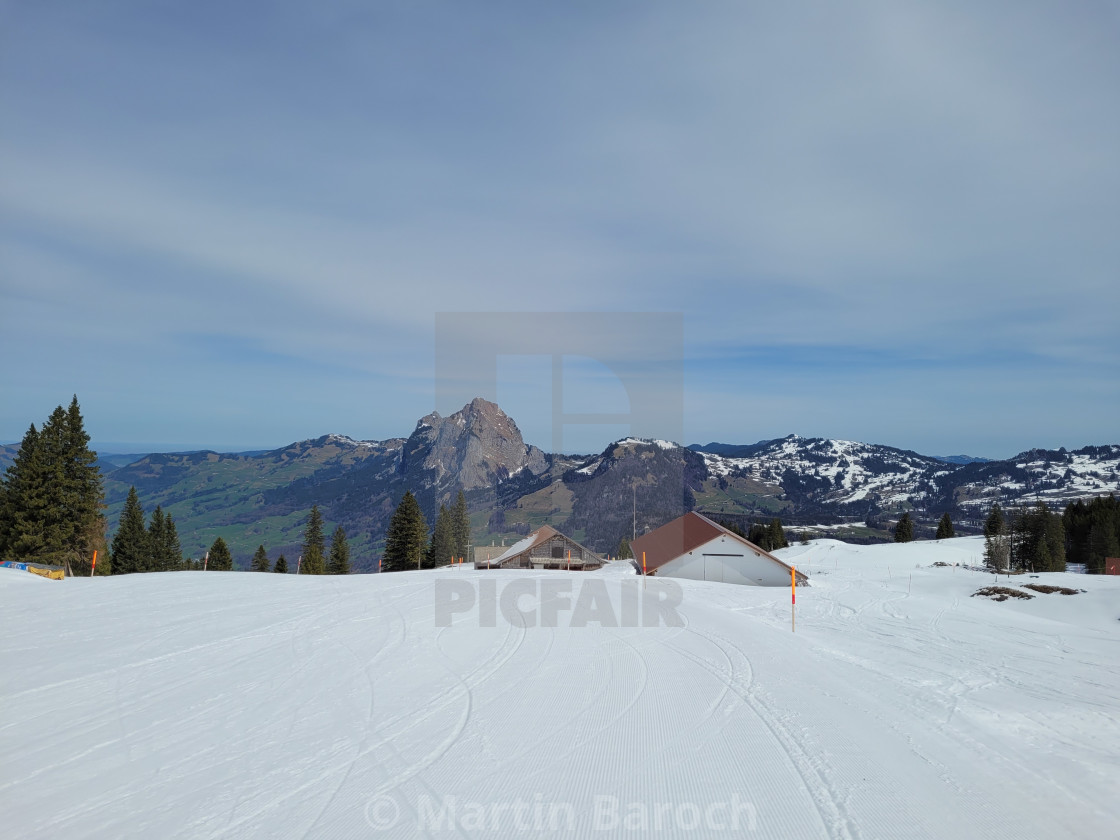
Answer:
2;537;1119;839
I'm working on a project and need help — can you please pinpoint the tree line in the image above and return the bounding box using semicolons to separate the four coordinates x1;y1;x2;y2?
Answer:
0;397;107;573
380;490;471;572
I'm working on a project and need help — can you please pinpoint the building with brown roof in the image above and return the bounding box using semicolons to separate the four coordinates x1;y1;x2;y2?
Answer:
631;511;808;586
475;525;603;571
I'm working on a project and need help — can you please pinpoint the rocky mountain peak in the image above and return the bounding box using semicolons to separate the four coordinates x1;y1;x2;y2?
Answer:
401;398;549;491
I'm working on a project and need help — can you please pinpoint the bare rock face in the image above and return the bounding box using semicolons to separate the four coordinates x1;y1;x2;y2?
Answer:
400;398;549;491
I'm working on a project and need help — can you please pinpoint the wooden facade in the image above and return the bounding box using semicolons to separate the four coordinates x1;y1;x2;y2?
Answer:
476;525;603;571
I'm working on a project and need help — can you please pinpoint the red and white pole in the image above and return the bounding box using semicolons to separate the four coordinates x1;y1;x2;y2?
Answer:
203;551;209;572
296;555;302;575
89;549;97;577
792;566;796;632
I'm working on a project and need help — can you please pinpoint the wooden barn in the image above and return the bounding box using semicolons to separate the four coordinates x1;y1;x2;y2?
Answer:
475;525;603;571
631;511;808;587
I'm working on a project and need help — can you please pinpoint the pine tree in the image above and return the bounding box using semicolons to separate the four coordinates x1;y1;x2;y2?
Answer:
250;544;270;572
147;506;167;571
302;505;326;575
111;487;148;574
208;537;233;571
616;537;633;560
0;398;106;571
767;518;789;550
894;512;914;543
0;423;45;561
61;396;106;572
273;554;289;573
935;513;955;540
161;513;183;571
382;490;428;572
984;502;1005;538
984;502;1009;572
747;522;770;550
451;490;471;562
327;527;351;575
426;504;453;567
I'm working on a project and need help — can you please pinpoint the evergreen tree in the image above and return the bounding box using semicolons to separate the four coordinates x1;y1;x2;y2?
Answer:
327;527;351;575
208;537;233;571
935;512;955;540
426;504;453;567
302;505;326;575
451;490;471;562
767;518;789;550
894;512;914;543
111;487;148;574
161;513;183;571
1009;503;1066;573
382;490;428;572
984;502;1009;572
747;523;770;550
273;554;289;574
1086;504;1120;575
1063;494;1120;573
61;396;106;572
250;544;270;572
0;423;45;561
147;506;167;571
0;398;106;571
984;502;1005;538
616;537;633;560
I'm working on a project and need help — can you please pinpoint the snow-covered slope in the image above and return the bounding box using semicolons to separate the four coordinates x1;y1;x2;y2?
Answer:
3;541;1118;839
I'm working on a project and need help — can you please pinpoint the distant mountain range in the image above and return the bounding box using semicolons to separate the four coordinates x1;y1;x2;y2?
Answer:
5;401;1116;570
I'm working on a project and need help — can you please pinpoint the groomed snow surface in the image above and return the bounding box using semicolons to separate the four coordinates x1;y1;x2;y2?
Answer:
3;537;1118;839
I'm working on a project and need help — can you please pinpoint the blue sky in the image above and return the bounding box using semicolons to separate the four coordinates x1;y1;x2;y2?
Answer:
1;1;1117;459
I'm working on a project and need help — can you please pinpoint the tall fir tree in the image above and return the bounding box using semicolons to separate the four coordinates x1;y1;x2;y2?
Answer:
328;526;351;575
0;398;106;571
748;522;770;550
61;396;106;572
426;504;453;567
382;490;428;572
208;537;233;571
111;487;148;574
894;512;914;543
767;518;789;550
983;502;1009;572
1062;495;1119;573
273;554;289;574
451;490;471;562
0;423;45;561
302;505;326;575
161;512;183;571
147;506;167;571
616;537;633;560
250;544;270;572
935;513;955;540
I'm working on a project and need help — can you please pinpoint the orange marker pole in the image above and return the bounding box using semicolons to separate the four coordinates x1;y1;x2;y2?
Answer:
89;549;98;577
792;565;796;632
642;551;647;576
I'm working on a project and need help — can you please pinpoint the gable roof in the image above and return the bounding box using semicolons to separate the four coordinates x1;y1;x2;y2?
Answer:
484;525;600;567
489;525;561;565
631;511;807;582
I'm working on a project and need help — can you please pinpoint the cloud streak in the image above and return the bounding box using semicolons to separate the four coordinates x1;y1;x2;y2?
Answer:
1;1;1117;455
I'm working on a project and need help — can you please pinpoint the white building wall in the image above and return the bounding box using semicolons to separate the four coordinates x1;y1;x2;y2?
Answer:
658;535;792;587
